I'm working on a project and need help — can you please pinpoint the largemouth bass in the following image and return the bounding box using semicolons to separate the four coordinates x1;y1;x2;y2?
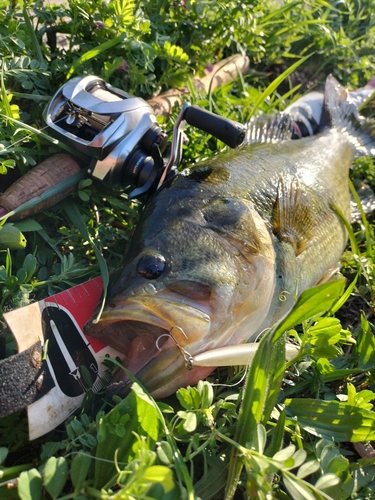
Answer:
86;76;375;398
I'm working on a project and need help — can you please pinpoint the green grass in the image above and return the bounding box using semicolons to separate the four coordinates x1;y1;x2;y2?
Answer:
2;0;375;498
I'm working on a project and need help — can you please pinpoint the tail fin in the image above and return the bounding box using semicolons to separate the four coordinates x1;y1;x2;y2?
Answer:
323;74;375;158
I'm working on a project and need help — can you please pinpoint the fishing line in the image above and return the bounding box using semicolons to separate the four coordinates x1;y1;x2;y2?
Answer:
211;364;250;389
1;116;66;154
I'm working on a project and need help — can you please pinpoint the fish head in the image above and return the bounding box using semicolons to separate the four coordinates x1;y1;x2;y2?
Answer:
86;190;276;397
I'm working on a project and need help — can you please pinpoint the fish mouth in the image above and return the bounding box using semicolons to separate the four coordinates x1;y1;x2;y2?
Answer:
85;296;212;397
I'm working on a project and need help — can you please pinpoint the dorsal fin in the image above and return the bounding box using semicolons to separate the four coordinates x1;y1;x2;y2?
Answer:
244;113;293;145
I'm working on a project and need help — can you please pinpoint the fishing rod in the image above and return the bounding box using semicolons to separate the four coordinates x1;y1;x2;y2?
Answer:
44;74;246;198
0;56;249;223
1;52;374;226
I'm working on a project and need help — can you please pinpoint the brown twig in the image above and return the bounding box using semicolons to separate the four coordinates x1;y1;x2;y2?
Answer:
148;54;250;117
353;441;375;459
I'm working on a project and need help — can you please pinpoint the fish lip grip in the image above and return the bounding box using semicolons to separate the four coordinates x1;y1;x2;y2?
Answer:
45;75;246;198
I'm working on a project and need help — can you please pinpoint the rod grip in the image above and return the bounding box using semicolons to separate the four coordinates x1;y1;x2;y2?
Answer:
0;154;82;221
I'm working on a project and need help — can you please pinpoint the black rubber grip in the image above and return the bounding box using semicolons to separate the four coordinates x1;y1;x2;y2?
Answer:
0;341;55;418
185;105;245;148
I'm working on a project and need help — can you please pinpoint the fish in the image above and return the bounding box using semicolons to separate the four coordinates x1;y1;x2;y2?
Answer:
85;75;375;398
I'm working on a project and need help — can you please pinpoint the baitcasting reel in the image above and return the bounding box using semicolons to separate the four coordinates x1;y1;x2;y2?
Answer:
44;75;246;199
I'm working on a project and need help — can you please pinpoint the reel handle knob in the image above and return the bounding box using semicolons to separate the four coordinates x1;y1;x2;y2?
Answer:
184;105;245;148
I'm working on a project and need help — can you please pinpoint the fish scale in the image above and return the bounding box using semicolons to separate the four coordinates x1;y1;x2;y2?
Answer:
86;76;375;398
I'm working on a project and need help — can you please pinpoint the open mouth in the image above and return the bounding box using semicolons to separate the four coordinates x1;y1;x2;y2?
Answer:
84;296;211;396
86;295;211;348
86;317;168;354
86;316;177;395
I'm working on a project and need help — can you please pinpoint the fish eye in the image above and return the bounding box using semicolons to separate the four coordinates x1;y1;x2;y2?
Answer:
137;254;166;279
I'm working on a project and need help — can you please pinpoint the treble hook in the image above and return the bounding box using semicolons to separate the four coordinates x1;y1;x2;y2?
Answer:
155;325;194;370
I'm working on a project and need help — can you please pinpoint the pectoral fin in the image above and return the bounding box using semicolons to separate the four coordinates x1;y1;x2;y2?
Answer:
273;177;317;256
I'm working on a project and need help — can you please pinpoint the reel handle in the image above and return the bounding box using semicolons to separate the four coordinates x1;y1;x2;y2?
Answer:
185;105;245;148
